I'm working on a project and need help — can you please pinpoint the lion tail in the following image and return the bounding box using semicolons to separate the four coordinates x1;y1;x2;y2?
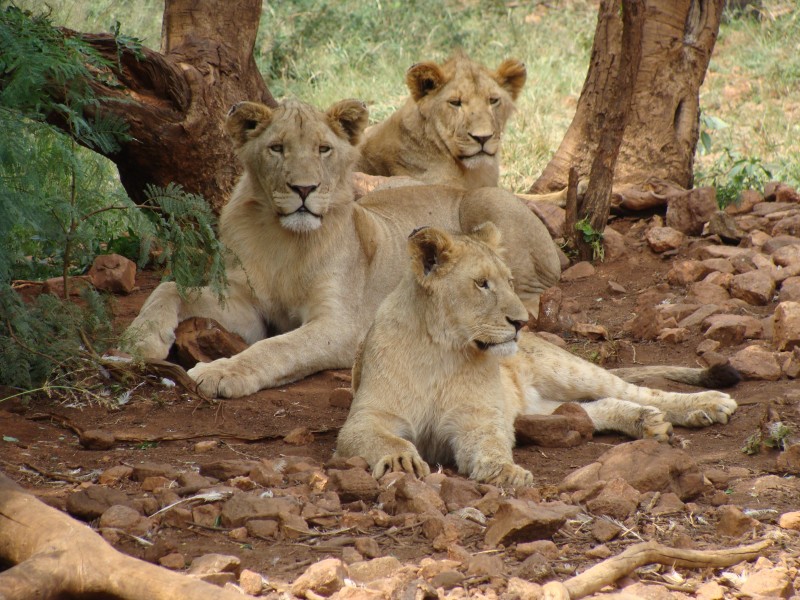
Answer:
609;362;742;390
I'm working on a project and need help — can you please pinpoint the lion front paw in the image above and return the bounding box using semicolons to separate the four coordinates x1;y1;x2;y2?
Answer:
188;358;261;398
373;452;431;479
680;391;738;427
639;407;673;442
121;324;175;360
477;462;533;488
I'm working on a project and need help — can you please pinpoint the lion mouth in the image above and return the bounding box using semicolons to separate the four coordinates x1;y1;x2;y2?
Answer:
284;205;322;218
460;150;496;160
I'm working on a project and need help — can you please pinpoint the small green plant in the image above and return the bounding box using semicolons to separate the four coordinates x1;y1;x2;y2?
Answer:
575;218;605;262
741;432;762;455
700;148;773;210
741;422;793;456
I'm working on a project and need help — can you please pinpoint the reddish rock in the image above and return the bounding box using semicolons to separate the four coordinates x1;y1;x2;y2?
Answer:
703;271;733;288
745;229;773;248
707;211;745;243
88;253;136;294
99;505;150;535
159;553;186;570
328;387;353;408
772;213;800;237
626;304;669;341
199;459;259;481
66;486;132;520
484;499;568;547
716;505;759;538
536;286;562;333
527;201;565;237
774;301;800;350
571;322;608;340
439;477;482;509
739;568;793;598
602;226;627;260
736;214;770;232
778;511;800;531
284;426;314;445
701;258;735;274
772;244;800;267
666;186;717;235
291;558;348;597
696;338;720;355
729;345;782;381
188;553;241;576
515;414;584;448
220;494;300;527
764;234;800;254
730;270;776;305
645;226;685;252
246;519;278;538
783;348;800;378
678;304;725;329
192;504;222;528
173;318;248;368
657;327;689;343
348;556;402;584
239;570;264;596
776;444;800;475
667;260;709;286
326;468;380;503
697;245;754;261
765;181;799;202
131;462;179;481
560;261;595;281
725;189;763;215
535;331;566;347
687;281;730;305
98;465;134;486
394;474;446;515
585;478;640;519
703;314;762;343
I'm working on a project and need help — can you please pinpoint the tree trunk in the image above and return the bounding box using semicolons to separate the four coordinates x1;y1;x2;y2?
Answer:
65;0;276;213
530;0;723;197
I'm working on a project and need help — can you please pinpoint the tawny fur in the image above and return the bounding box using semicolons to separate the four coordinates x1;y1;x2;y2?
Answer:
335;227;738;487
122;99;560;398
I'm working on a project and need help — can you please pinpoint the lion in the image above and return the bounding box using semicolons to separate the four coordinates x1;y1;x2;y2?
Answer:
356;52;569;205
122;99;562;398
335;225;739;487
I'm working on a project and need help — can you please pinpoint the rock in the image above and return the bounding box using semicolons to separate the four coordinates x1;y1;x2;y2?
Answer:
192;504;222;528
772;243;800;266
141;475;171;491
571;322;608;340
703;314;762;344
284;426;314;445
657;327;688;343
764;234;800;254
701;257;736;274
131;462;179;481
766;181;800;203
515;552;552;582
79;429;117;450
326;468;380;503
348;556;402;583
536;331;566;347
739;567;793;598
645;226;685;252
783;348;800;378
159;553;186;570
193;440;218;453
703;270;733;288
200;460;260;482
41;275;92;297
725;188;763;215
591;519;621;542
98;465;134;486
746;230;773;249
515;540;559;560
774;301;800;350
514;414;583;448
394;474;446;515
291;558;348;597
173;318;248;368
99;505;150;535
603;226;627;260
328;387;353;408
88;254;136;294
552;403;594;439
678;304;725;329
248;463;284;487
716;505;759;538
772;213;800;237
506;577;544;600
696;339;720;355
66;486;132;520
667;260;710;286
753;201;799;216
429;569;465;590
729;345;782;380
536;286;562;333
527;201;565;238
246;519;278;538
220;493;300;527
697;245;754;261
561;261;595;281
354;537;381;559
239;569;264;596
707;211;746;243
560;439;706;500
608;280;627;293
687;281;730;305
188;553;241;576
778;511;800;530
585;478;640;519
439;477;482;510
730;270;775;305
626;304;668;341
780;278;800;302
666;186;717;235
776;444;800;475
484;499;567;547
736;214;770;232
650;492;685;515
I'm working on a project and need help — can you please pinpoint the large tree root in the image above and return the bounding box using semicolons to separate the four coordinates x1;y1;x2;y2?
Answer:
0;472;244;600
542;539;772;600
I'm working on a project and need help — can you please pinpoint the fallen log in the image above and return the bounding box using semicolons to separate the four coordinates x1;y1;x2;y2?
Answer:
0;471;244;600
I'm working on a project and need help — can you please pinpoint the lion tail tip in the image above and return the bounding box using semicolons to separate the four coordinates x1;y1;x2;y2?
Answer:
704;362;742;389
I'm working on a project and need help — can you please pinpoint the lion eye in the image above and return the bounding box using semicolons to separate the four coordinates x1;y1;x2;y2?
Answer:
269;144;284;154
319;145;331;154
476;278;490;290
489;97;500;106
448;99;462;108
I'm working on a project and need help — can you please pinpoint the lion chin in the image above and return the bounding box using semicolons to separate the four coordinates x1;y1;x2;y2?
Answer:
479;339;518;357
280;212;322;233
461;152;496;170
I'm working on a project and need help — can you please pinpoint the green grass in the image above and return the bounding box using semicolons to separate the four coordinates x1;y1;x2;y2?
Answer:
15;0;800;193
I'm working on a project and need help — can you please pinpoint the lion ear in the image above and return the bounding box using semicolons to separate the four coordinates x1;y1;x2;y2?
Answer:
470;222;503;251
406;62;446;101
226;102;273;147
327;99;369;145
408;226;455;282
495;59;526;101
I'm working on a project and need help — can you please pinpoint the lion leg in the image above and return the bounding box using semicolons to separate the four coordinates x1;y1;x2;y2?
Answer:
336;411;430;479
614;387;738;428
579;398;673;441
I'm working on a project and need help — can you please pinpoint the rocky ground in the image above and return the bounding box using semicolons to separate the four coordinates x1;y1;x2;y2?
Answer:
2;182;800;599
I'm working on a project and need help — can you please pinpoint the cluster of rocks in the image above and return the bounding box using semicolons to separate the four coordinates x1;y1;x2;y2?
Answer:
61;439;800;598
41;252;138;296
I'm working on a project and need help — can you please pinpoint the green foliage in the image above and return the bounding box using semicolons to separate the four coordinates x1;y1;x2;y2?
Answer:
575;218;605;262
699;148;773;209
741;421;793;455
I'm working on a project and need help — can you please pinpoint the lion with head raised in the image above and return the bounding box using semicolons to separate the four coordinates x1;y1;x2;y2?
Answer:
122;98;561;398
336;226;739;487
357;52;525;190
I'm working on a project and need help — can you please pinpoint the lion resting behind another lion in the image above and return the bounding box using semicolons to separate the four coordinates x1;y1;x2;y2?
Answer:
335;226;738;487
122;99;561;398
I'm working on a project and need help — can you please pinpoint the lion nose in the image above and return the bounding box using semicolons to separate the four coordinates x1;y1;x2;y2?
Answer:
469;133;492;147
507;317;526;332
288;184;318;201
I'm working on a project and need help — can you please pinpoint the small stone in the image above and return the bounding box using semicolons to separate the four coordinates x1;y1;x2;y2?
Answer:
194;573;236;587
484;499;567;547
783;348;800;378
561;261;595;281
696;339;720;355
774;301;800;351
603;226;627;260
679;304;725;329
667;260;710;285
703;270;733;288
608;280;626;293
515;539;559;560
716;505;758;538
328;387;353;408
514;552;552;582
695;580;726;600
66;486;132;520
687;281;730;305
192;503;222;528
729;345;782;380
571;322;608;340
239;569;264;596
159;552;186;570
131;462;179;482
585;478;640;519
79;429;117;450
290;558;348;597
657;327;688;343
514;414;583;448
466;553;505;578
646;226;685;252
200;459;260;481
140;475;171;491
89;253;136;294
439;477;482;510
187;553;241;576
776;444;800;475
666;186;717;235
703;314;762;344
246;519;278;538
536;286;563;333
354;537;381;558
585;544;612;559
429;569;465;590
739;567;793;598
348;556;401;583
98;465;133;486
228;526;248;541
591;519;621;542
730;270;776;305
193;440;219;453
326;468;380;503
650;492;685;515
99;504;149;535
707;211;746;243
506;577;544;600
779;277;800;302
778;511;800;530
220;494;300;527
394;474;446;515
173;317;248;368
283;426;314;445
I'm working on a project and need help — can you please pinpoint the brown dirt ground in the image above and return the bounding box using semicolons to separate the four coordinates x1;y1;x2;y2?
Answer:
2;215;799;595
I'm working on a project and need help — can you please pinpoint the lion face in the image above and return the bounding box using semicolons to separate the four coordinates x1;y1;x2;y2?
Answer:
408;224;529;356
226;99;368;233
406;53;526;170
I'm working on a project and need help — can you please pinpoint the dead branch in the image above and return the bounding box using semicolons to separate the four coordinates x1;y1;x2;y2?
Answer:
0;471;247;600
543;539;772;599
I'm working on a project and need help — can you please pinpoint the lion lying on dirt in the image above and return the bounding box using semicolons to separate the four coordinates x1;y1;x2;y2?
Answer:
356;52;570;204
335;226;739;487
122;99;561;398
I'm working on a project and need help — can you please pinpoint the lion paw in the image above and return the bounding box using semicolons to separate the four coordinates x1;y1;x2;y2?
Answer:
679;391;738;427
188;358;261;399
478;463;533;488
640;407;673;442
121;324;175;360
373;452;430;479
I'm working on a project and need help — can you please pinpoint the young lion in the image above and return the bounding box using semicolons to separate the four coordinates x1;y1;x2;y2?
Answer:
335;226;738;487
122;99;561;398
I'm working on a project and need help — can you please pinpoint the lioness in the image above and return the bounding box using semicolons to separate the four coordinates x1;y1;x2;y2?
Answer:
123;99;561;398
335;226;738;487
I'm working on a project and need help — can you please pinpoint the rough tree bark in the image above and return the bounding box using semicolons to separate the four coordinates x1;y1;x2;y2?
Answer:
64;0;276;213
531;0;723;204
